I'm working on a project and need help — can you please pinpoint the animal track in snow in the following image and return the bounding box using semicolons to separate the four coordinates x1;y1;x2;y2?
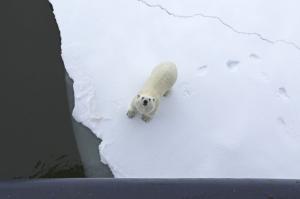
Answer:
196;65;208;76
179;82;193;98
277;117;287;126
277;117;298;138
183;87;192;97
277;87;290;101
249;53;260;59
226;60;240;71
258;72;270;83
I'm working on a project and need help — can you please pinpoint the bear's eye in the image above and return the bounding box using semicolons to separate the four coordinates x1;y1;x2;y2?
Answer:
142;97;144;100
153;98;155;101
149;99;151;101
137;94;140;98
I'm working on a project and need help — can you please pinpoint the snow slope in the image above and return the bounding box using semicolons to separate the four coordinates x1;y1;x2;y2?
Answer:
50;0;300;178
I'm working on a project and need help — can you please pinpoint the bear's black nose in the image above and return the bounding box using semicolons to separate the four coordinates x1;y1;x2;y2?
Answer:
143;100;148;106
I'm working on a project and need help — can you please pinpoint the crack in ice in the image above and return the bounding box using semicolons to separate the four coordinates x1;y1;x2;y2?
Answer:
138;0;300;52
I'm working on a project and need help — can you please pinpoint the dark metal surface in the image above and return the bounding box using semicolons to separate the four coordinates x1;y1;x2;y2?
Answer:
0;178;300;199
0;0;84;179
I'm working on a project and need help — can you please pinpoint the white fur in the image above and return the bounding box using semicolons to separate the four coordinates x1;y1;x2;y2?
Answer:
127;62;177;122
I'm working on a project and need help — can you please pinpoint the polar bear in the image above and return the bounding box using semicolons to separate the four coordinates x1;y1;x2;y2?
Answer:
127;62;177;122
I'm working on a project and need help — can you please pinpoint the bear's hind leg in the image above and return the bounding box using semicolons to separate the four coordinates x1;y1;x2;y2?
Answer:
163;90;171;97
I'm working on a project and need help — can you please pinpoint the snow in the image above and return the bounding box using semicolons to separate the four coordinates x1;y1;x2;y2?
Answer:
50;0;300;178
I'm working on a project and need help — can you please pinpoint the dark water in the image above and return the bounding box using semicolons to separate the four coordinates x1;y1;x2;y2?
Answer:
1;0;84;179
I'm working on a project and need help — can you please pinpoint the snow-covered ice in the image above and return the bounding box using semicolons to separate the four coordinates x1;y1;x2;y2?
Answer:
50;0;300;178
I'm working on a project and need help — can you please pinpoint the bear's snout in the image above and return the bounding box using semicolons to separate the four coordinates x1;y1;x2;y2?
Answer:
143;99;148;106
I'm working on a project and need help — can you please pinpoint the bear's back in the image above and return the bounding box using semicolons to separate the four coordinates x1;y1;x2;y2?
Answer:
141;62;177;97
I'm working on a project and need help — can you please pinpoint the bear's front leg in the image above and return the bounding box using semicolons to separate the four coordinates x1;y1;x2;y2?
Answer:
127;109;136;118
127;104;137;118
127;98;138;118
141;114;152;122
127;107;137;118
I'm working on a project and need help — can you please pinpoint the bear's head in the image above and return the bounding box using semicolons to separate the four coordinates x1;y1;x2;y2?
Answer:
135;94;157;115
